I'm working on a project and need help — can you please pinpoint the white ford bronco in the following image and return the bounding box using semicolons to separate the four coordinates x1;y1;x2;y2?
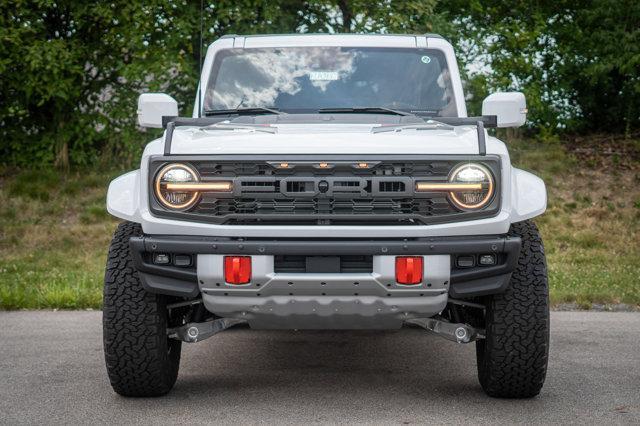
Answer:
104;34;548;398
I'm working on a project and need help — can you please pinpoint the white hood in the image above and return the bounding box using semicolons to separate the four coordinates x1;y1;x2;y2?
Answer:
159;123;506;156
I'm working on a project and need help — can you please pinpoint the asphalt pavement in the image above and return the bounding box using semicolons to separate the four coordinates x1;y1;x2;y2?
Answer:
0;311;638;425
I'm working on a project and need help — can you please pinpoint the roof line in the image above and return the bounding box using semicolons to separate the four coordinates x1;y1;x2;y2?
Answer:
219;33;444;40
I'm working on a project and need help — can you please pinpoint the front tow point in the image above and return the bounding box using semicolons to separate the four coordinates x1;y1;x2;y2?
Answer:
454;326;470;343
186;327;199;342
168;318;246;343
405;318;484;343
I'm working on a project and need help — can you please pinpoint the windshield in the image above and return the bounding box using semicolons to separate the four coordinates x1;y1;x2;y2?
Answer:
204;47;457;116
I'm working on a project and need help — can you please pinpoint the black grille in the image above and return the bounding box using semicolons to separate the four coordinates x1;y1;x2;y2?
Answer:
197;161;452;178
149;156;501;225
274;255;373;273
198;197;452;216
199;163;273;176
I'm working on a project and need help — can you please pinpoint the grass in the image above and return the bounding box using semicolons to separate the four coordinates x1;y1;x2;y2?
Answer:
509;135;640;307
0;169;120;309
0;137;638;309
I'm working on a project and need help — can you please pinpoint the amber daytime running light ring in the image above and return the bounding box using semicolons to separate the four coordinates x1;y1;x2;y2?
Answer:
154;163;232;210
415;163;494;211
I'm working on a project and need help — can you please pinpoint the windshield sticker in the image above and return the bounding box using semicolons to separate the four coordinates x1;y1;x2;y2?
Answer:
421;55;431;64
309;71;340;81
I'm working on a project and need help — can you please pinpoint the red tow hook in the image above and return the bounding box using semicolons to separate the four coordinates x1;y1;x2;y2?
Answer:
224;256;252;284
395;256;423;285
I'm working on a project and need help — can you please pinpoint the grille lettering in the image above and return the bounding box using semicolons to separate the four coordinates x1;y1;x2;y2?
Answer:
234;177;413;198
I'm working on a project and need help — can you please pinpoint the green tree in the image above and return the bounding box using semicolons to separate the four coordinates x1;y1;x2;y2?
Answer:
3;0;638;168
0;0;441;167
437;0;640;134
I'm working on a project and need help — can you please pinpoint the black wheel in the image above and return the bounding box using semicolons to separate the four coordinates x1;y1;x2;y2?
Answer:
103;221;181;397
476;220;549;398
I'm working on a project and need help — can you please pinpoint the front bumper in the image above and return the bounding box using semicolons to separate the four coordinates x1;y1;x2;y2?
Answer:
130;235;520;329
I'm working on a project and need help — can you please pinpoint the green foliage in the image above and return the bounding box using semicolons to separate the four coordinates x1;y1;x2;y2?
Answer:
437;0;640;133
0;0;440;167
1;1;639;167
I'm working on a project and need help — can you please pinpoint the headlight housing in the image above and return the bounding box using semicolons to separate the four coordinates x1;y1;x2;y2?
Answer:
154;163;201;210
447;163;494;210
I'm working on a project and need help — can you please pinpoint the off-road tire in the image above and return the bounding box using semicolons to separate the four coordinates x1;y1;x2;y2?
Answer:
103;221;181;397
476;220;549;398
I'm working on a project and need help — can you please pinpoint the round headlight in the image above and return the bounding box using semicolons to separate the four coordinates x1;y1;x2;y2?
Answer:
154;163;200;210
448;163;494;210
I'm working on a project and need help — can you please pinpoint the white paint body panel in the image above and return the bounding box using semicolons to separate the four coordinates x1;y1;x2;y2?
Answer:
170;124;483;155
482;92;527;128
137;93;178;128
511;168;547;221
108;34;547;237
106;170;141;222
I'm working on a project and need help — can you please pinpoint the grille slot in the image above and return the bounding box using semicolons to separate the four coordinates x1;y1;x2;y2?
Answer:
274;255;373;273
379;181;405;192
286;181;313;193
240;181;277;193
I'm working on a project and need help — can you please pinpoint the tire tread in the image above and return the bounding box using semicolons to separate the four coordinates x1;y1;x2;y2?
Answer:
477;220;549;398
103;222;180;397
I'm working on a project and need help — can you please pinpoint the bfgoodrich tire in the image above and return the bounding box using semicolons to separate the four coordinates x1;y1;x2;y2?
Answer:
476;220;549;398
103;221;181;397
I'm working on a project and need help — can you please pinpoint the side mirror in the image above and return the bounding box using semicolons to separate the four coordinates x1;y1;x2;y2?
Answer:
137;93;178;128
481;92;527;128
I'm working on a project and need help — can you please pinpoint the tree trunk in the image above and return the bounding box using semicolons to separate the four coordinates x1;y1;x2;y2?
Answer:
55;141;70;170
54;119;70;170
338;0;353;32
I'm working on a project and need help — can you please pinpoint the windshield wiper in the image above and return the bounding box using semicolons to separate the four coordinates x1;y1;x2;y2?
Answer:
203;122;278;134
204;107;284;116
372;121;455;133
318;107;414;116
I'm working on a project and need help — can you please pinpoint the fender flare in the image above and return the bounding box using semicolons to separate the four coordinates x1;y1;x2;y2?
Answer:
510;168;547;222
107;170;142;223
